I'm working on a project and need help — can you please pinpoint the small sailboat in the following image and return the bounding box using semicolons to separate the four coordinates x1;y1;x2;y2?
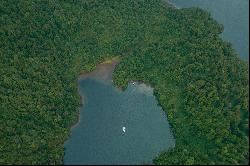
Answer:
122;127;126;133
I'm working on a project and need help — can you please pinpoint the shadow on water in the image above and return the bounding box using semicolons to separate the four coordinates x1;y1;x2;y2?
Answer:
64;60;175;165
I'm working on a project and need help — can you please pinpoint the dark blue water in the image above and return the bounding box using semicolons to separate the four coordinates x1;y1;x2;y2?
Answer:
169;0;249;62
64;76;174;165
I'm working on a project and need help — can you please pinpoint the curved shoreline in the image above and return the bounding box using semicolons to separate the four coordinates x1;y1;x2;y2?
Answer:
63;58;176;165
66;58;121;137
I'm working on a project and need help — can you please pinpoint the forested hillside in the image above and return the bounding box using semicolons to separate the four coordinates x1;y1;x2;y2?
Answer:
0;0;248;164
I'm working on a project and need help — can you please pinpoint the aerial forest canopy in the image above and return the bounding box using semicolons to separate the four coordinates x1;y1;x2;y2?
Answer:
0;0;249;165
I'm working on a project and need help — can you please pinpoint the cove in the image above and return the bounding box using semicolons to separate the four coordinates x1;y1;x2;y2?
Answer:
64;60;175;165
168;0;249;62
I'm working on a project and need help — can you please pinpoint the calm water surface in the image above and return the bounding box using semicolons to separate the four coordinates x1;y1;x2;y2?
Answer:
64;1;249;163
169;0;249;62
64;62;174;165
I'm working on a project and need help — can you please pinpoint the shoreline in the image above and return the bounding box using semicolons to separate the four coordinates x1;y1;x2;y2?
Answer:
162;0;180;9
65;57;121;139
62;58;121;164
63;58;176;165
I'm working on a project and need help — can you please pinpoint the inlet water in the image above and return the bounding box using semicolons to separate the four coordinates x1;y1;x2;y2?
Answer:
64;62;175;165
168;0;249;62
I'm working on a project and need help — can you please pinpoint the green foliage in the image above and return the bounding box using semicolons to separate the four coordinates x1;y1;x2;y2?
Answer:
0;0;248;164
113;4;249;165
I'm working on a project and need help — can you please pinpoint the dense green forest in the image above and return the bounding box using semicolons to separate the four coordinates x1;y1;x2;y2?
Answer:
0;0;248;164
